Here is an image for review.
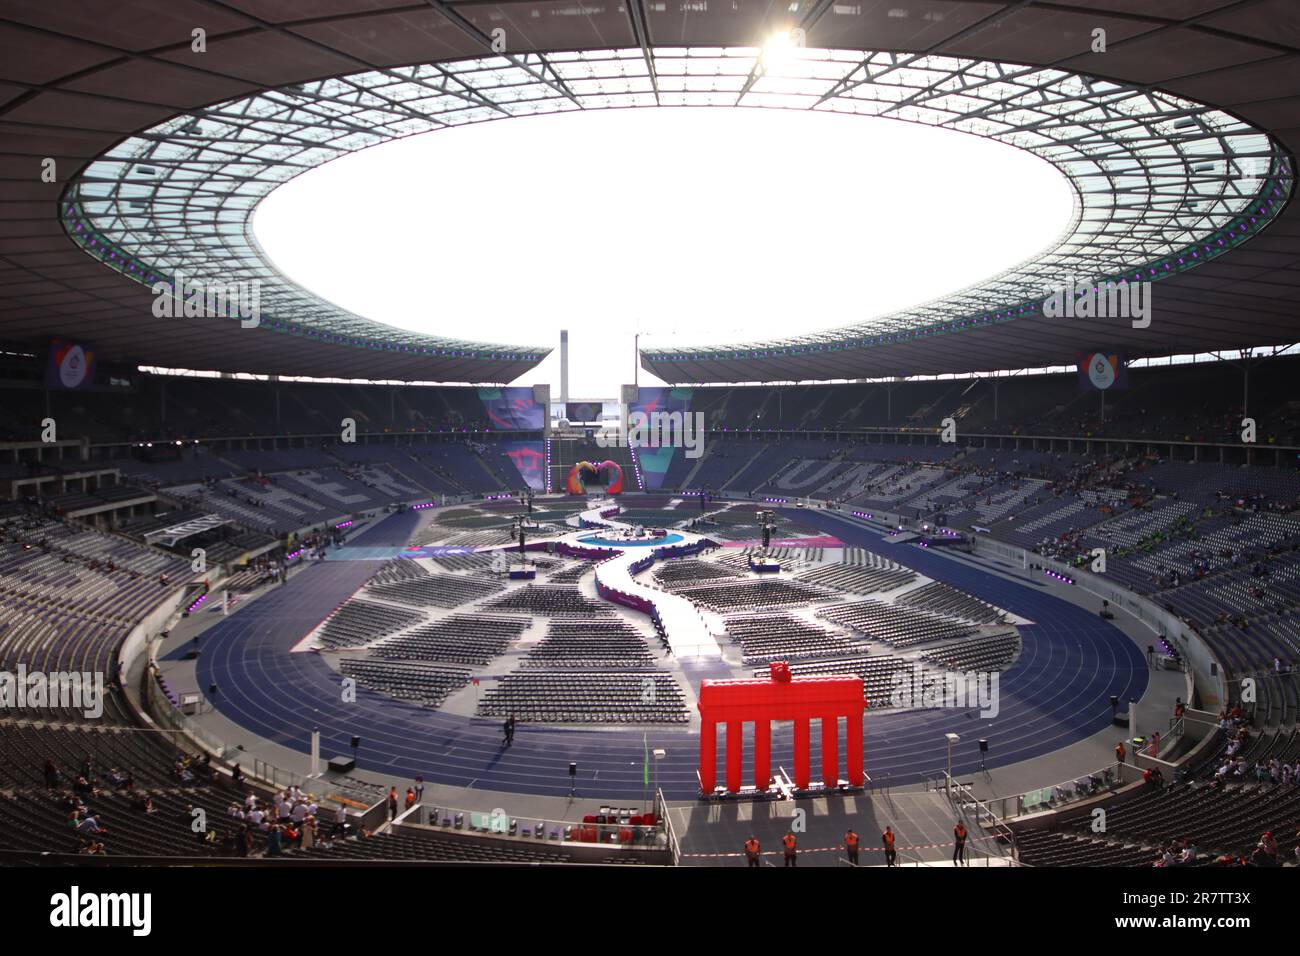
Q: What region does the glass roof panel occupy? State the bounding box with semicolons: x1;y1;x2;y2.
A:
62;45;1290;364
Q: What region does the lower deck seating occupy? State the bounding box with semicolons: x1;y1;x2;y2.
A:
523;619;656;669
816;599;976;648
795;562;916;595
920;631;1021;671
1016;780;1300;866
317;599;423;649
896;581;1003;623
724;612;868;664
364;573;505;608
671;578;831;612
482;585;613;617
373;614;529;665
476;673;689;723
338;658;470;708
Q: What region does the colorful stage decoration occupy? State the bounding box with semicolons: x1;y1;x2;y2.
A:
697;662;865;793
566;459;624;495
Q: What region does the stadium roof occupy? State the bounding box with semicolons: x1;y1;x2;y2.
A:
1;1;1297;384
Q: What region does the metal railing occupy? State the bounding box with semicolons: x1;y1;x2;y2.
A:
144;664;320;795
408;802;668;852
945;772;1019;863
986;762;1132;820
656;789;682;864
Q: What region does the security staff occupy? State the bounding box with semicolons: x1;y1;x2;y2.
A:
882;826;897;867
953;821;968;866
782;831;798;868
844;828;860;866
744;836;761;868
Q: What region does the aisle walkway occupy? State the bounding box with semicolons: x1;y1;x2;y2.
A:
578;503;722;659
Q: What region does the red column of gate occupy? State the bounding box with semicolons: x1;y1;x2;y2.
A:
792;719;811;790
754;719;772;791
821;716;839;788
700;720;717;792
698;664;864;794
725;721;743;793
846;712;864;787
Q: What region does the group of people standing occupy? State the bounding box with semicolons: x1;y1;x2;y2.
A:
742;821;971;867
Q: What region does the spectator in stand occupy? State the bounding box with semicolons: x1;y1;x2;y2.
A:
266;825;283;857
76;813;106;836
1251;831;1278;866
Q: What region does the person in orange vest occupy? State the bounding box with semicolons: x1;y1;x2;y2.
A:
782;831;798;867
1115;740;1127;765
953;821;968;866
882;826;896;867
844;828;860;866
387;786;398;820
743;835;761;868
404;787;416;810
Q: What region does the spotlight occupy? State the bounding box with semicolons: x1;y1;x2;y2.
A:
761;30;803;72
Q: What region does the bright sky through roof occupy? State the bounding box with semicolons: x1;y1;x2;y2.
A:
254;107;1074;396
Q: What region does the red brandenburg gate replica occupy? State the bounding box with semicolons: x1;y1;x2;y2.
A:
697;662;865;794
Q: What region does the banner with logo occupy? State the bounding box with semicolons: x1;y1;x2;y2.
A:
46;339;96;390
1077;352;1127;391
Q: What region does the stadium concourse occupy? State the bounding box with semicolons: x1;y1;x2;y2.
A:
2;0;1300;886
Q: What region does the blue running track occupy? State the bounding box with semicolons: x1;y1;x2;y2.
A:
189;510;1147;798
